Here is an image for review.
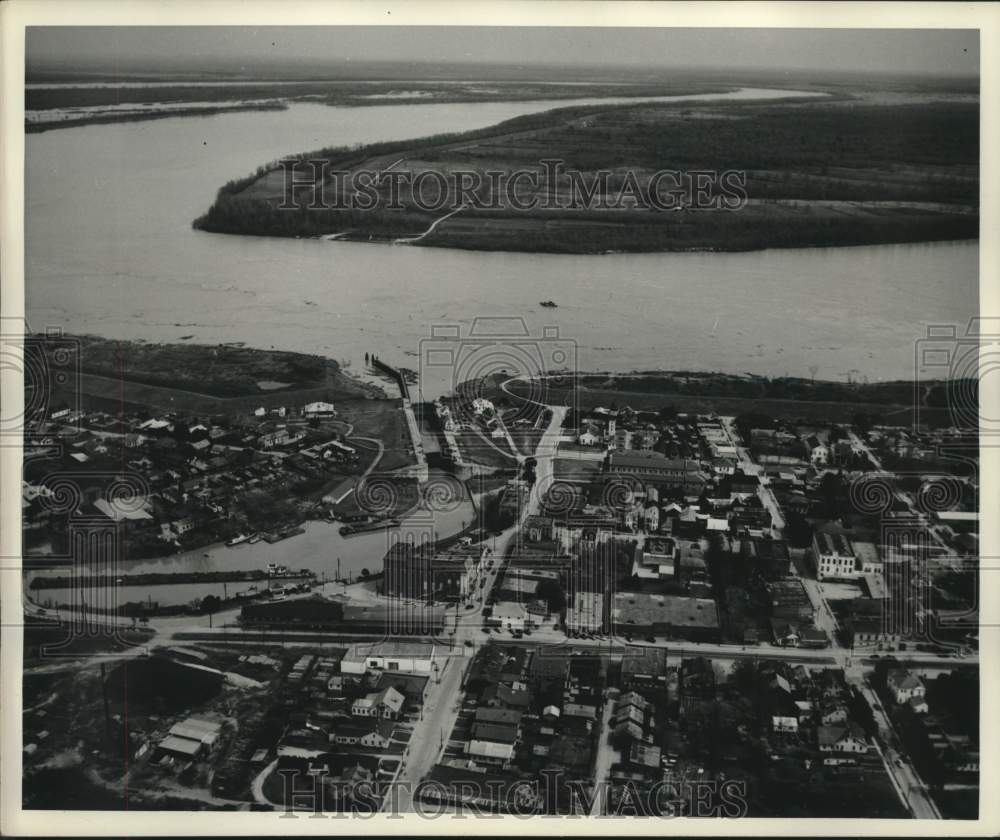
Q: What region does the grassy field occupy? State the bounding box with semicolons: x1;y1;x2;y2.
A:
338;399;416;472
45;335;382;416
453;430;518;468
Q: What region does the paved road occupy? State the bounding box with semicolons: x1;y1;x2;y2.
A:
858;681;942;819
250;758;280;809
386;404;568;812
589;687;621;815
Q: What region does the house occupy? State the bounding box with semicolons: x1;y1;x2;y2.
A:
908;696;929;715
480;683;532;710
359;720;395;749
333;719;395;749
772;715;798;734
303;401;336;418
794;700;814;723
351;686;405;719
817;723;868;754
474;708;522;728
803;435;829;465
468;723;518;765
819;704;849;726
374;671;430;704
771;620;802;647
887;670;925;705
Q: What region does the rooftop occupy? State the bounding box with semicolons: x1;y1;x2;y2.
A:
814;530;855;557
343;641;437;661
474;708;522;727
471;723;519;744
613;593;720;630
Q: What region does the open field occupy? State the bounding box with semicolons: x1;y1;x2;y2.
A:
338;399;416;472
196;90;977;253
45;335;382;415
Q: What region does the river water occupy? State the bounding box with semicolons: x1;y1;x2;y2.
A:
24;86;978;596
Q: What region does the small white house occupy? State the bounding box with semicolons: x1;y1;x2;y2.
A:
887;670;925;705
303;401;336;418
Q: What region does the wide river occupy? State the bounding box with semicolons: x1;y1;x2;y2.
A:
25;86;978;598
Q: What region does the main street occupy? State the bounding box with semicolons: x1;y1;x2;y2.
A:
720;416;845;655
386;404;568;812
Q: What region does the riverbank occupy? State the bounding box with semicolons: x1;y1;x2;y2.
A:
491;370;967;428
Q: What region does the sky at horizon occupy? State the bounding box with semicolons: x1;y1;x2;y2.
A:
26;26;979;79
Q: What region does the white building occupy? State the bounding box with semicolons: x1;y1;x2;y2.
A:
887;670;925;705
339;641;437;676
351;686;405;719
813;531;857;581
303;401;336;418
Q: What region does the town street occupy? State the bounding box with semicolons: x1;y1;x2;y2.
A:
858;681;942;819
386;405;568;812
589;687;622;815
